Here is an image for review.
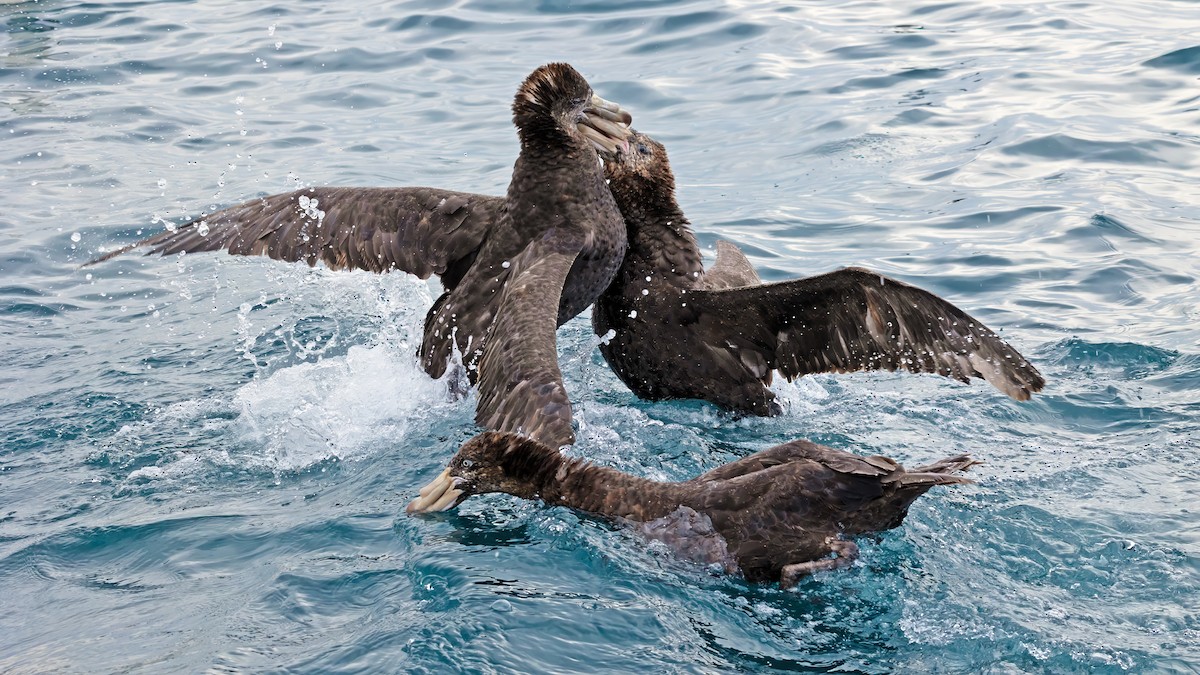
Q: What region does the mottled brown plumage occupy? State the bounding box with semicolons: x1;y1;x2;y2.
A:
87;64;635;448
593;132;1046;416
407;431;978;587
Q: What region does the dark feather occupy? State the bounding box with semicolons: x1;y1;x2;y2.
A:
86;187;499;283
424;431;976;585
698;267;1045;400
473;233;584;448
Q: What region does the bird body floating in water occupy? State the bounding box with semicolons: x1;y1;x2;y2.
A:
592;131;1046;416
407;431;978;588
87;63;634;447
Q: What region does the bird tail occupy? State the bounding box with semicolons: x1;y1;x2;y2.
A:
902;454;981;487
846;454;979;533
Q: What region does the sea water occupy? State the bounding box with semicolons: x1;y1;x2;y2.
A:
1;0;1197;672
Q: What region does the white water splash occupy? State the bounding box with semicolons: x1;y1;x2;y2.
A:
111;344;456;485
104;265;457;482
232;344;449;469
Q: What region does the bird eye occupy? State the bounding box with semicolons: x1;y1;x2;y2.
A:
463;459;474;468
637;143;651;155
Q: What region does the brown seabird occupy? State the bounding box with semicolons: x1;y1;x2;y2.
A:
406;430;978;587
591;131;1046;416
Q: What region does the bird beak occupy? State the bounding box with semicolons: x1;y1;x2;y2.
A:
406;467;465;514
579;94;632;156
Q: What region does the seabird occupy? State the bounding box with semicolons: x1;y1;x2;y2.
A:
591;131;1046;416
407;430;978;588
87;63;634;446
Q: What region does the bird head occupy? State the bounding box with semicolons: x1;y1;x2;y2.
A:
406;431;561;514
512;63;632;154
599;130;676;201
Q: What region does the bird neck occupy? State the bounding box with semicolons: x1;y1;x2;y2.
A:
515;448;676;522
509;129;602;206
516;120;589;162
616;204;704;287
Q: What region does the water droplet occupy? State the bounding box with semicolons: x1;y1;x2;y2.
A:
628;310;638;319
641;289;649;296
157;178;167;189
490;599;513;613
501;261;511;269
197;221;210;236
70;232;81;242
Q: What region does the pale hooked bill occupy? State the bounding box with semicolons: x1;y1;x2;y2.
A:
406;467;464;513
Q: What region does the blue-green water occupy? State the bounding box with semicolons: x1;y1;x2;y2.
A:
2;0;1198;671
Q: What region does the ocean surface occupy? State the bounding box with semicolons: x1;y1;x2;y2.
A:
2;0;1198;672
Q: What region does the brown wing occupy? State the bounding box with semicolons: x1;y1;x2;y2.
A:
693;266;1045;400
472;231;584;448
701;240;761;290
692;438;901;483
86;186;503;280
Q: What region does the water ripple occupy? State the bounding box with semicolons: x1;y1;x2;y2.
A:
1144;45;1200;74
1;0;1198;671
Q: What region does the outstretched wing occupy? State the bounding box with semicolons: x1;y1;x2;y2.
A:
692;267;1045;400
87;187;503;280
472;230;583;448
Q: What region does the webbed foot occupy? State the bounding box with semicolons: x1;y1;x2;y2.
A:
779;538;859;589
